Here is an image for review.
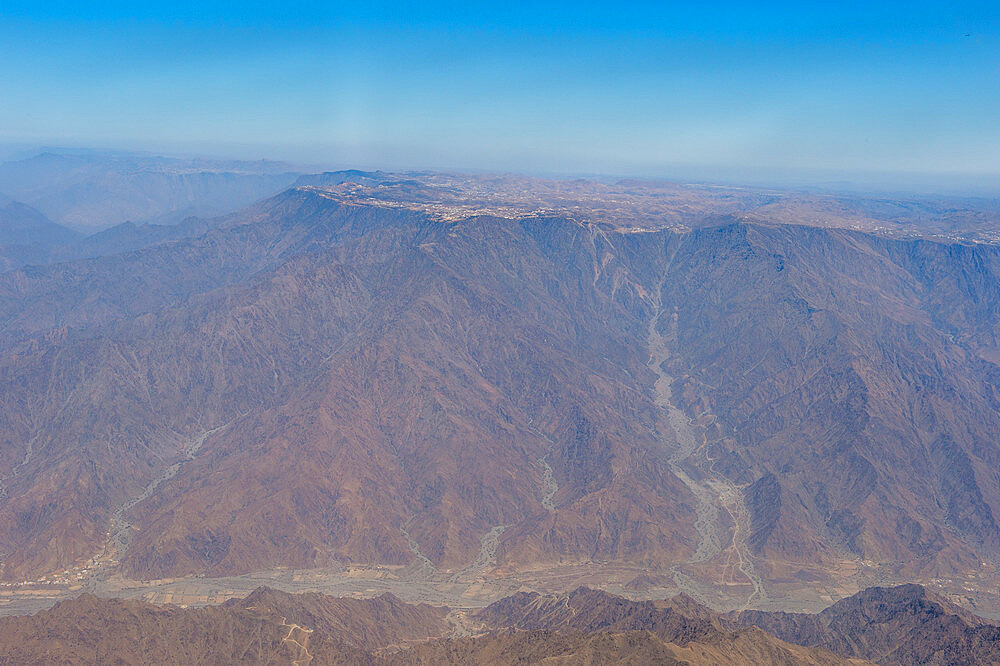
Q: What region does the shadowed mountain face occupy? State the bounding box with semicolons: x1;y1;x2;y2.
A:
0;198;80;248
0;198;82;270
0;174;998;612
464;587;868;665
660;224;1000;576
0;196;207;272
476;586;724;643
733;584;1000;664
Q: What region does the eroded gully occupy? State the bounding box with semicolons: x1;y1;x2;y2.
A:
647;299;766;610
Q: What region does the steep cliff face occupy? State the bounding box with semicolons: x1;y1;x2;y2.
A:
0;192;698;580
120;211;696;577
0;178;998;594
659;223;1000;574
0;195;451;579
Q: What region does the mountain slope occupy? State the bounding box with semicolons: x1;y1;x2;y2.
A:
733;584;1000;664
0;199;80;247
120;210;696;577
0;177;997;613
658;223;1000;579
0;587;444;664
0;198;82;271
0;587;868;665
387;628;864;665
399;587;867;665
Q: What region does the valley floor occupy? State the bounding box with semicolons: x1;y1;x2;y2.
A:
1;558;998;623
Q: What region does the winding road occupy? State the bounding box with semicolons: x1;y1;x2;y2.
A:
280;616;314;665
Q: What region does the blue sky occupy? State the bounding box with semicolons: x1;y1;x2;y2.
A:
2;1;999;184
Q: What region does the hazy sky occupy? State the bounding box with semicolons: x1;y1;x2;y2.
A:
2;1;999;181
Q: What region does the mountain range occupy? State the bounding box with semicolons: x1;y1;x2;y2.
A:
0;169;998;639
2;584;998;664
0;151;299;232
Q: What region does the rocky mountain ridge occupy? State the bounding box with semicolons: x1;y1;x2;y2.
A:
5;584;998;664
0;172;998;619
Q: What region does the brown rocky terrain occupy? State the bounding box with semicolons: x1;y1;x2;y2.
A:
0;587;446;664
733;583;1000;664
469;586;862;664
659;223;1000;582
0;187;699;582
0;171;997;619
3;581;998;664
386;628;863;665
0;586;868;665
476;586;721;640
